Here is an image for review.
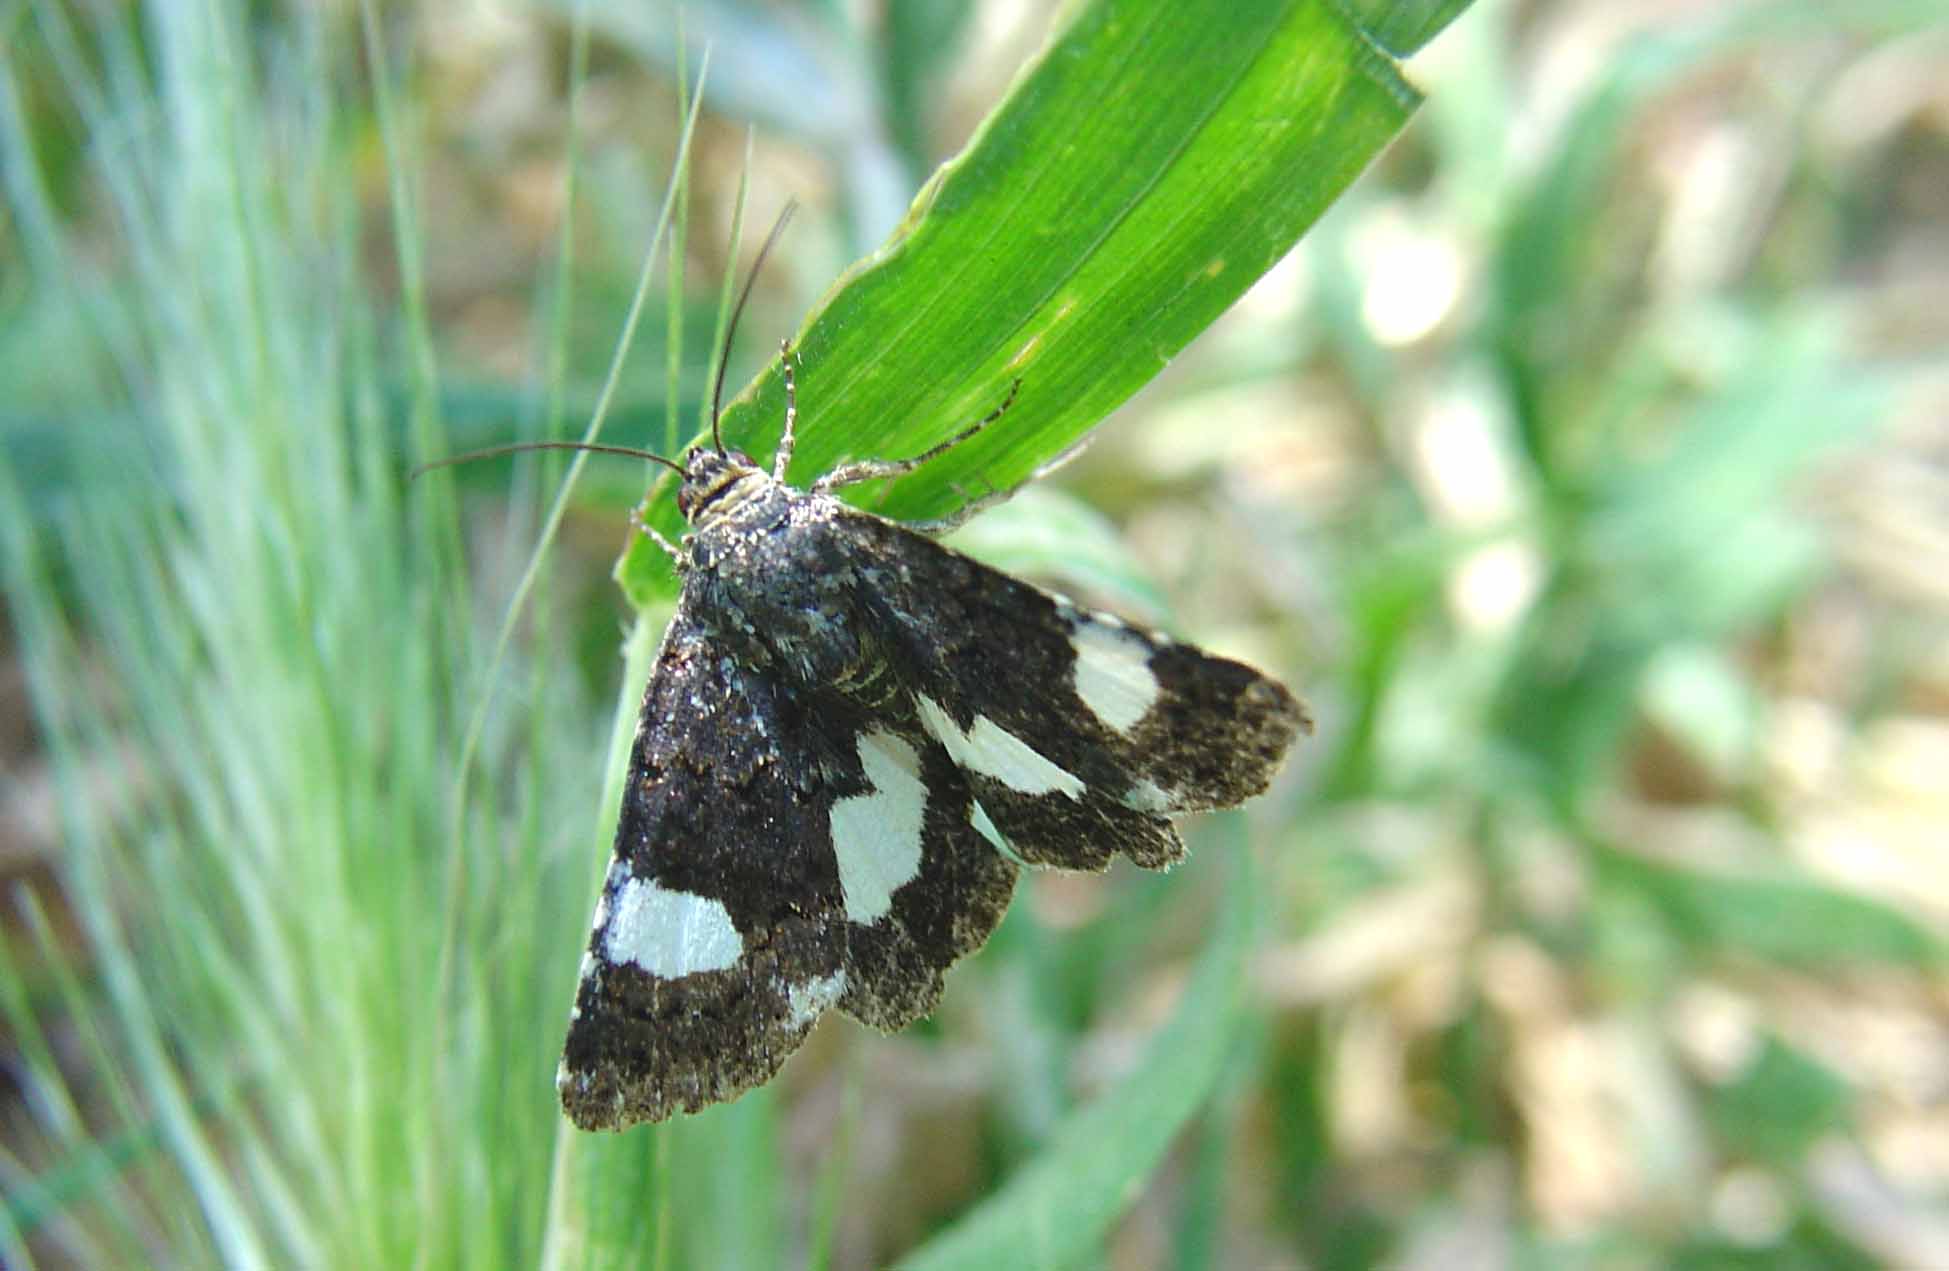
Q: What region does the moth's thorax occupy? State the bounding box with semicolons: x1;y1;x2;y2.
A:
682;471;870;687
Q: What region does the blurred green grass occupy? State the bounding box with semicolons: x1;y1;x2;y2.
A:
5;1;1949;1268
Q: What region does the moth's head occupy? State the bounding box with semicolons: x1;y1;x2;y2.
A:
677;446;765;523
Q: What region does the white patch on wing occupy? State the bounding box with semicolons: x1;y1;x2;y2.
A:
1070;620;1161;732
603;876;743;978
785;969;849;1028
829;730;928;923
968;796;1017;860
1122;777;1177;813
917;694;1085;799
969;801;1004;850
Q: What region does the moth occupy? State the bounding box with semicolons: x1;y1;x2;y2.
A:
553;333;1311;1131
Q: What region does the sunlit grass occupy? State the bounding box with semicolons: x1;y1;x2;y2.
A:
0;4;609;1264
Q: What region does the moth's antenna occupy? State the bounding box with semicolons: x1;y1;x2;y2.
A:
410;441;686;482
711;197;799;455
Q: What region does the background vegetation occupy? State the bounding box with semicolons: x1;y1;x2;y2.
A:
4;0;1947;1267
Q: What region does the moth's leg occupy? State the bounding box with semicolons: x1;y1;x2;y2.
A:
904;433;1094;535
813;379;1021;494
902;482;1014;536
628;500;686;567
772;339;798;482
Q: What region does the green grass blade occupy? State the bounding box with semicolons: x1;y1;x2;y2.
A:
537;611;667;1271
619;0;1425;604
1602;848;1943;969
893;828;1260;1271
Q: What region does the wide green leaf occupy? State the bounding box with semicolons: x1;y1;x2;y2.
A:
619;0;1427;604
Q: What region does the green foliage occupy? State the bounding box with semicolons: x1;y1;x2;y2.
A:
895;830;1258;1270
1607;849;1940;968
1706;1037;1853;1168
5;0;1947;1267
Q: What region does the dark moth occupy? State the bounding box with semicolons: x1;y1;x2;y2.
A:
558;346;1309;1131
